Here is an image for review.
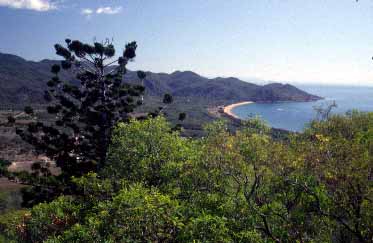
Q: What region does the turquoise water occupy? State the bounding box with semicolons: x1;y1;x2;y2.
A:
232;85;373;131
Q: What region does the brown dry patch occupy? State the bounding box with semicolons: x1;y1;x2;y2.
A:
0;177;26;191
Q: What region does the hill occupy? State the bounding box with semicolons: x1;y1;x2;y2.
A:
0;52;320;108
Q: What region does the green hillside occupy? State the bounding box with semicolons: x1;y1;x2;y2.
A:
0;52;321;108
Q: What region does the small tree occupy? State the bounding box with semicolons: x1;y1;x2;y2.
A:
16;39;146;202
313;100;337;121
0;158;11;177
7;116;15;124
178;112;186;121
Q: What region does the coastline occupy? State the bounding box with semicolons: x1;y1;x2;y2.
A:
223;101;254;119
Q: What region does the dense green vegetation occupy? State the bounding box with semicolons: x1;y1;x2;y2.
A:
1;112;372;242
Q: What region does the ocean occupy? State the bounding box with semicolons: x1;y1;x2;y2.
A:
231;85;373;131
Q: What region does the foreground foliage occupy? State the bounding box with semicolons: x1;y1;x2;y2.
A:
1;113;372;242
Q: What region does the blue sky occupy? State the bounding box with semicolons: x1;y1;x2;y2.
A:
1;0;373;85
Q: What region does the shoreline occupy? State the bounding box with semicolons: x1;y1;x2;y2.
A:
223;101;254;119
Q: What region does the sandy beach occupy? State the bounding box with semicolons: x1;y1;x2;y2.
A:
223;101;254;119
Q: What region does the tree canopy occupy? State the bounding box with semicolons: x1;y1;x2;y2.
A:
1;112;372;242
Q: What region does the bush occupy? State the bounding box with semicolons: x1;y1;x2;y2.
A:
15;196;81;243
0;159;11;177
105;116;194;189
43;184;183;243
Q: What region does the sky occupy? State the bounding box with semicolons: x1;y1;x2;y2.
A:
1;0;373;86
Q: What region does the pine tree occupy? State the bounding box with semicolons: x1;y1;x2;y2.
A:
16;39;146;203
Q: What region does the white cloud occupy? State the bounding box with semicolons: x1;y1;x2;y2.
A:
96;6;122;15
0;0;56;11
81;8;93;16
81;6;122;17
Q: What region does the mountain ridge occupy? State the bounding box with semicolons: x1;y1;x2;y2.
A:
0;52;321;108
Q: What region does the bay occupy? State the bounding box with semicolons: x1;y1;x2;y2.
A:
231;85;373;131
